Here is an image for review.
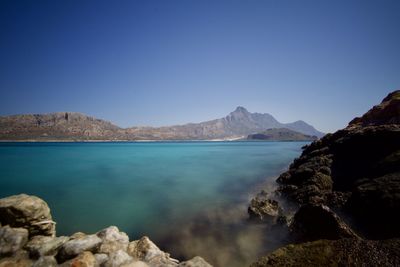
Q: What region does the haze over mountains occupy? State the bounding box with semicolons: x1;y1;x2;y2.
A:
0;107;324;141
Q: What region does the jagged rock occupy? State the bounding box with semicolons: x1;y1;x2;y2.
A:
178;256;213;267
127;237;179;266
290;204;358;242
60;251;96;267
250;238;400;267
0;226;29;256
94;253;109;265
347;171;400;239
32;256;58;267
96;226;129;254
0;194;55;237
25;235;69;258
103;250;133;267
248;197;282;223
58;234;102;262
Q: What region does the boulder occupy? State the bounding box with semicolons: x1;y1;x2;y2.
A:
250;238;400;267
290;204;358;242
58;234;102;262
347;171;400;239
32;256;58;267
121;261;150;267
127;236;179;266
59;251;96;267
103;250;133;267
94;253;109;265
0;250;32;267
0;194;55;237
96;226;129;254
178;256;213;267
0;226;29;256
25;235;69;258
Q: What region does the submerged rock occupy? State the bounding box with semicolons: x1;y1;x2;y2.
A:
290;204;359;242
250;238;400;267
0;194;55;237
248;197;282;224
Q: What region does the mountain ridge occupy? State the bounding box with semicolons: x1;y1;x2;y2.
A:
0;107;324;140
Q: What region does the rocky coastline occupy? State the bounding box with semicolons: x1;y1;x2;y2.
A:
0;194;211;267
248;90;400;266
1;90;399;266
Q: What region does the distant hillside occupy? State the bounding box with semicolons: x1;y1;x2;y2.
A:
0;107;324;141
247;128;318;141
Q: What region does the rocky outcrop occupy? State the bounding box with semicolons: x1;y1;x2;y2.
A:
266;90;400;239
0;194;212;267
250;90;400;266
250;238;400;267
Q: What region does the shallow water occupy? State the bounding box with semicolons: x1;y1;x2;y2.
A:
0;141;306;265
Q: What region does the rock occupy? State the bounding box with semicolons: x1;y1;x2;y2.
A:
347;171;400;239
349;90;400;127
0;226;29;256
0;250;32;267
121;262;149;267
290;204;359;242
94;253;108;265
0;194;55;237
60;251;96;267
58;234;102;262
178;256;213;267
96;226;129;254
25;235;69;258
127;237;178;266
248;197;282;223
250;238;400;267
103;250;133;267
32;256;58;267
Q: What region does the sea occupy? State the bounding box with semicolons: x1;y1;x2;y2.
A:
0;141;307;266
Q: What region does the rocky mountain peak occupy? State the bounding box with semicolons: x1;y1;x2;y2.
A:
233;106;249;113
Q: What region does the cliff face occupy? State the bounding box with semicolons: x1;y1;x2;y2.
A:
0;107;324;141
250;90;400;266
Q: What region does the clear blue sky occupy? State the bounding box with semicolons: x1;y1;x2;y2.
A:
1;0;399;133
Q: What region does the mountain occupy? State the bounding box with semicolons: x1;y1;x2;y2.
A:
0;107;324;140
247;128;318;141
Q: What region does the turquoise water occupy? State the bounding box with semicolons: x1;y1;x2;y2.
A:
0;141;305;262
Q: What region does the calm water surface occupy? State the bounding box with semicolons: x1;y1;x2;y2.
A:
0;141;306;264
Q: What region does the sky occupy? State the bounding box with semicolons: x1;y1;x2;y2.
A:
0;0;399;133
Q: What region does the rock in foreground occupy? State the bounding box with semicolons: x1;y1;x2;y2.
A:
0;194;212;267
